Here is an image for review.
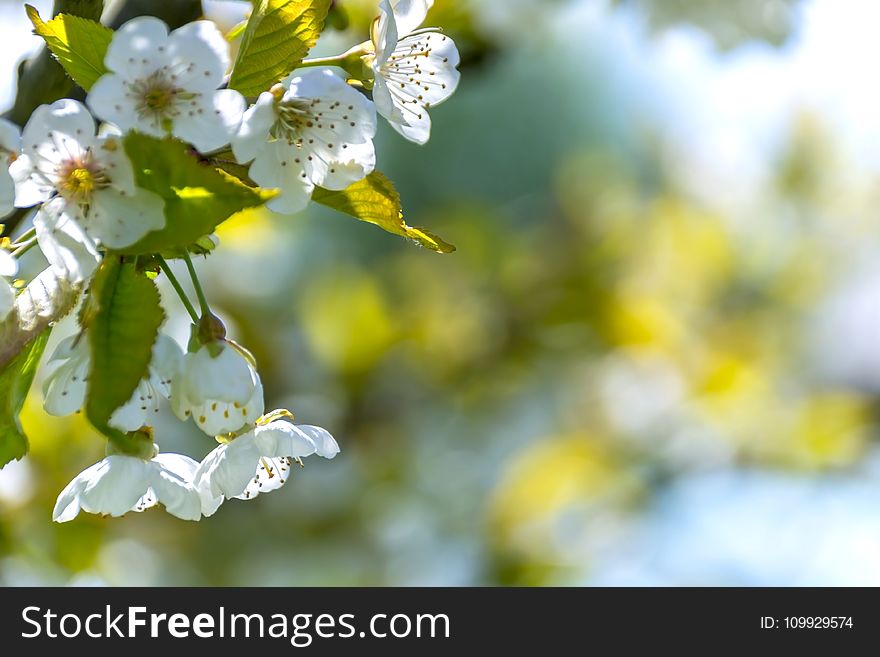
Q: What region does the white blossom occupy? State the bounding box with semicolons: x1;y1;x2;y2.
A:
53;451;202;522
0;118;21;216
0;250;17;322
171;339;264;436
88;17;245;152
369;0;460;144
9;99;164;283
231;69;376;214
42;334;183;432
195;416;339;514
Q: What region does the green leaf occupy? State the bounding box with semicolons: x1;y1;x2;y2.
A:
118;133;276;255
85;258;164;436
0;331;50;468
229;0;332;96
313;172;456;254
26;5;113;92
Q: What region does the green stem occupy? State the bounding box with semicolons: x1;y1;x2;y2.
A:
182;252;211;318
299;54;349;68
11;226;36;246
10;237;38;259
156;255;199;323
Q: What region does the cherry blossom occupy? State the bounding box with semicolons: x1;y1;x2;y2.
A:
231;70;376;214
87;17;245;152
369;0;460;144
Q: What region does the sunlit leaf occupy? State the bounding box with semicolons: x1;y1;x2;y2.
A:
26;5;113;91
0;331;50;468
229;0;332;96
313;171;456;253
119;133;276;255
85;258;164;435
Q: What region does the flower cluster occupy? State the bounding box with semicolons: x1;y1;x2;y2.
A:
43;329;339;521
0;1;460;521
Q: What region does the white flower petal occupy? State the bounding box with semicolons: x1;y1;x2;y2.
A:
151;335;184;386
87;186;164;248
0;118;21;153
172;89;245;153
196;437;262;499
54;453;203;522
9;153;55;207
183;343;256;403
105;16;169;79
234;455;292;500
41;335;89;416
288;71;377;137
252;421;318;458
296;424;341;459
149;453;202;520
391;110;432;144
189;387;262;436
109;378;159;432
374;31;459;144
0;249;17;277
45;334;79;363
86;74;140;134
52;467;91;522
371;74;403;123
76;456;152;518
34;202;101;284
173;341;264;436
374;0;400;65
21;99;96;150
166;20;230;90
250;141;314;215
319;140;375;190
391;0;432;38
95;135;138;195
0;168;15;217
231;92;277;163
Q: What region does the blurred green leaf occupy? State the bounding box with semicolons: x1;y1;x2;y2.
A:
229;0;332;96
313;172;456;254
26;5;113;91
85;258;164;435
118;133;276;255
616;0;795;49
0;330;50;468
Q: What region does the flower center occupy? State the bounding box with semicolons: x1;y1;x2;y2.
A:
273;100;318;145
144;86;174;112
128;70;191;125
57;155;108;202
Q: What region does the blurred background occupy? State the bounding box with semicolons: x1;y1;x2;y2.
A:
3;0;880;586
